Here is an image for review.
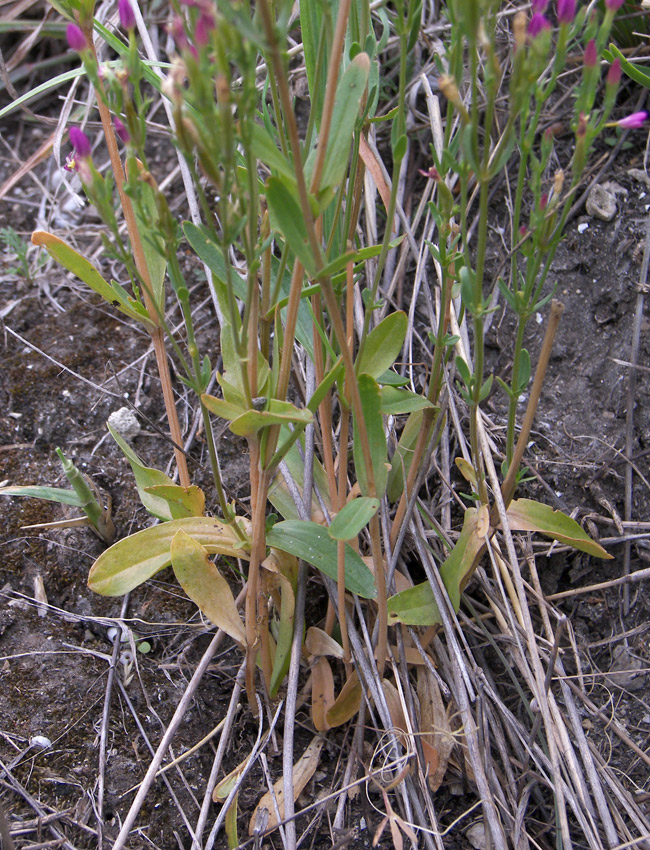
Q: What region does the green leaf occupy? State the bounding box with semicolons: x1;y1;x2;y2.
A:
182;222;247;300
265;177;317;277
386;409;423;503
201;394;246;422
353;373;388;498
229;400;312;437
606;44;650;90
506;499;613;559
356;311;408;378
171;529;246;645
380;386;434;415
0;68;84;120
387;506;489;625
0;485;83;507
317;53;370;192
32;232;153;327
88;516;250;596
266;520;376;598
328;497;380;541
127;157;166;313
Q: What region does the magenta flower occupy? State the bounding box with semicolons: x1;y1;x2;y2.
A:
615;111;649;129
528;13;551;37
114;117;130;144
556;0;576;23
69;127;92;158
66;23;87;52
532;0;549;11
118;0;136;31
605;0;625;9
584;39;597;68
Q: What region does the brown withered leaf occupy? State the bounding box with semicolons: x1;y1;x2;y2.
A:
248;737;324;835
417;666;455;791
311;657;335;732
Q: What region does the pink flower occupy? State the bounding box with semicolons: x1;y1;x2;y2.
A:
118;0;136;31
607;58;622;86
114;117;130;144
69;127;92;158
556;0;576;23
66;23;87;52
616;111;649;129
532;0;549;11
528;13;551;37
605;0;625;9
584;39;597;68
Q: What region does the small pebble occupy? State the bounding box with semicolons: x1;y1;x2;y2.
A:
30;735;52;749
577;222;589;234
107;407;141;440
586;184;617;221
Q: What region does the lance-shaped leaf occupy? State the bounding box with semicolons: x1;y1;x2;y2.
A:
263;549;298;697
171;529;245;645
249;737;324;835
182;222;247;300
505;498;613;559
387;506;489;626
386;409;424;503
266;176;317;277
144;485;205;518
266;520;376;599
88;516;250;596
229;400;312;438
356;311;408;378
32;232;153;327
0;485;84;507
380;386;434;415
353;374;387;498
315;53;370;193
328;497;380;541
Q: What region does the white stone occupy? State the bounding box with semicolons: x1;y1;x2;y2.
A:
107;407;141;440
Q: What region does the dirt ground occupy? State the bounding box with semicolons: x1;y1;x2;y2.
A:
1;58;650;850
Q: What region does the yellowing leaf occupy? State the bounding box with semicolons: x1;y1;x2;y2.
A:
88;516;250;596
506;498;613;559
387;506;489;626
171;529;246;645
248;737;324;835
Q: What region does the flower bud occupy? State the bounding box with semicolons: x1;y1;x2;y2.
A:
114;117;130;144
195;11;215;46
119;0;136;31
556;0;576;24
528;13;551;37
532;0;549;11
606;58;622;87
513;11;527;51
584;39;597;68
66;23;87;52
605;0;625;9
